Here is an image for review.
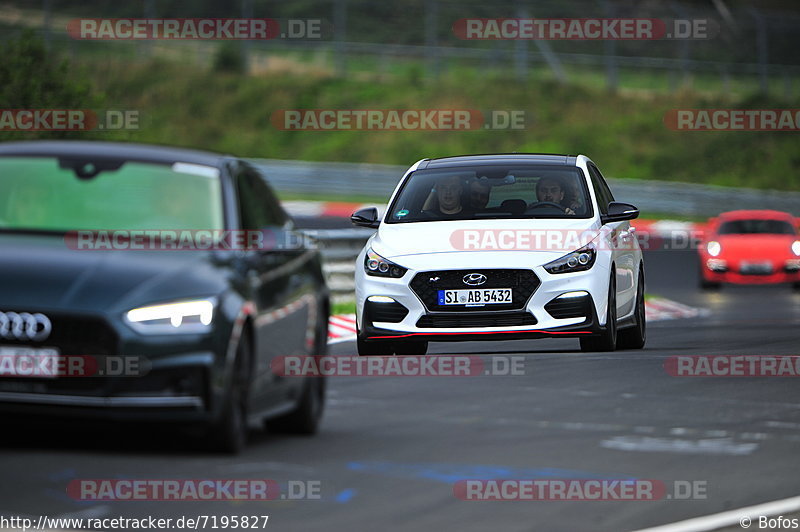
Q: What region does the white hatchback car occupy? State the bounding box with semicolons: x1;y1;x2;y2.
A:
351;154;645;355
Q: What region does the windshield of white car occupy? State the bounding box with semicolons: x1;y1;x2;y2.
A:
385;165;593;223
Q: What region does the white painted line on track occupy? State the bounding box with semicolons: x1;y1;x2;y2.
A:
631;494;800;531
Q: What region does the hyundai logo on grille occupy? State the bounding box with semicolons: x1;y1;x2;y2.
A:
0;312;52;342
462;273;487;286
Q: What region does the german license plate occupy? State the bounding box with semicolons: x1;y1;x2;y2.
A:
438;288;512;306
740;262;773;275
0;346;61;378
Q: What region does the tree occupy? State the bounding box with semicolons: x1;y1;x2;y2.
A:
0;30;100;139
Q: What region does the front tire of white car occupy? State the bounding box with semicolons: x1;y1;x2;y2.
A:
617;268;646;350
580;273;617;352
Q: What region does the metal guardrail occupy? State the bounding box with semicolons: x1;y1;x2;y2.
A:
309;228;373;301
255;158;800;217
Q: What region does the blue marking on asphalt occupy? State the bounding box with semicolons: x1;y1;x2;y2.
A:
347;462;636;484
335;489;356;503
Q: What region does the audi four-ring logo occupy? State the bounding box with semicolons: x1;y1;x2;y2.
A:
462;273;487;286
0;312;52;342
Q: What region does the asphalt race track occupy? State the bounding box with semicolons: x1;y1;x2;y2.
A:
2;240;800;532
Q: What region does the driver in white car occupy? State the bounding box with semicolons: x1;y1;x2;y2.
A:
533;177;576;215
421;174;467;217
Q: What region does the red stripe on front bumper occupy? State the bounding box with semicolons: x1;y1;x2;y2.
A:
369;329;593;339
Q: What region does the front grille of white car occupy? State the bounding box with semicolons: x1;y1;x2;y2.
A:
416;311;538;328
409;269;540;312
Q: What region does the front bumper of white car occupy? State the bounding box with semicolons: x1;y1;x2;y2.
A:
355;251;612;343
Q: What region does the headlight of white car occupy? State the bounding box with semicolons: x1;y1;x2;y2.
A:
125;298;215;334
364;248;408;278
544;243;597;274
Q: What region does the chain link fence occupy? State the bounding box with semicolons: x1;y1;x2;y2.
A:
7;0;800;96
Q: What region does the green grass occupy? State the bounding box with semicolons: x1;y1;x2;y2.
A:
331;300;357;316
635;211;707;223
276;191;387;204
34;52;800;193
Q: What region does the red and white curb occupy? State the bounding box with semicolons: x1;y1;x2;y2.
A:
328;314;358;344
327;298;707;344
645;297;709;321
255;294;315;327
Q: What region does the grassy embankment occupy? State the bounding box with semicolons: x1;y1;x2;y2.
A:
62;55;800;194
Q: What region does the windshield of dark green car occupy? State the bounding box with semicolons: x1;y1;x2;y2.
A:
0;157;224;231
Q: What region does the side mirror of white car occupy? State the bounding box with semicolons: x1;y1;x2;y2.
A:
602;202;639;224
351;207;380;228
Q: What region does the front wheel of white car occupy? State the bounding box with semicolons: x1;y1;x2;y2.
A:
617;269;646;350
580;274;617;352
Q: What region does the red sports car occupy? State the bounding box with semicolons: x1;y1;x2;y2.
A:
698;210;800;289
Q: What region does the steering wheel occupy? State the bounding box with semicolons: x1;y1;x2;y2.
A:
526;201;568;213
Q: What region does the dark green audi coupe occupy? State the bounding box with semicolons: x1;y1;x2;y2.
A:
0;141;329;453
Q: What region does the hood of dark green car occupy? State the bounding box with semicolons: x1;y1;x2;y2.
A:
0;233;230;315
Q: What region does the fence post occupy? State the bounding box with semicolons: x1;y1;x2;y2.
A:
528;17;565;83
720;66;731;96
425;0;440;79
334;0;347;76
750;8;768;94
671;2;692;89
514;2;529;81
142;0;155;59
600;0;618;91
41;0;51;52
240;0;252;74
784;72;791;100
